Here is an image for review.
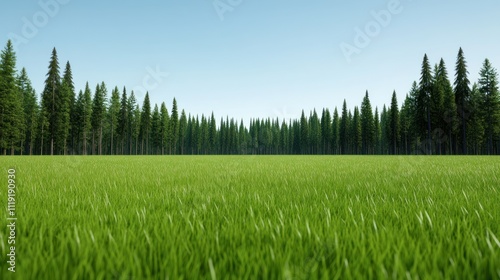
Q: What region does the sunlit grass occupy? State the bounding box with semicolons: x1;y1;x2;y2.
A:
1;156;499;279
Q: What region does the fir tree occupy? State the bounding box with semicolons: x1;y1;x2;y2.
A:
0;41;23;154
361;91;375;154
478;59;500;154
139;92;151;154
454;48;471;154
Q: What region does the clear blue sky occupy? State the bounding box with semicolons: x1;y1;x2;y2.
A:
2;0;499;122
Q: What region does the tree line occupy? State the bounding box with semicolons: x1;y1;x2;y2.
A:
0;40;499;156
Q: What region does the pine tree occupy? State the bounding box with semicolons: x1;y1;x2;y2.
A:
169;98;179;154
300;110;309;154
118;87;128;154
320;108;332;154
178;110;187;154
380;105;388;154
400;96;411;154
309;110;321;154
332;107;339;154
127;91;138;155
339;100;349;154
454;48;471;154
151;104;161;154
478;59;500;154
467;83;484;154
437;59;458;155
73;90;84;154
132;104;141;155
91;82;106;155
81;82;93;155
0;41;23;155
108;87;120;155
389;91;400;154
418;54;433;154
139;92;151;154
407;81;419;153
374;107;381;154
431;63;445;154
351;107;361;154
17;68;38;155
361;91;375;154
62;62;76;154
209;112;217;154
41;48;62;155
159;102;169;155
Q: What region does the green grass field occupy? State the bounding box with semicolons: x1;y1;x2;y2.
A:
1;156;499;279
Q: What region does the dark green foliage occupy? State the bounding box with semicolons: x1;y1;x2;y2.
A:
91;82;106;155
0;40;23;154
18;68;38;155
417;54;433;154
467;84;484;154
478;59;500;154
108;87;120;155
454;48;471;154
361;91;375;154
388;91;400;155
2;42;500;156
351;106;361;154
169;98;179;154
139;92;151;154
339;100;349;154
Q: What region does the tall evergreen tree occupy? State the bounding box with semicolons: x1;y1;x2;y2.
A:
437;59;458;155
151;104;161;154
108;87;120;155
454;48;471;154
478;59;500;154
0;41;23;154
388;91;400;154
400;96;411;155
309;110;321;154
127;91;138;155
431;63;444;154
209;112;217;154
169;98;179;154
380;105;388;154
320;108;332;154
418;54;433;154
178;110;187;154
339;100;349;154
81;82;93;155
139;92;151;154
467;83;484;154
159;102;170;155
360;91;375;154
132;104;141;155
41;48;62;155
62;62;76;154
300;110;309;154
73;90;84;154
91;82;106;155
332;107;339;154
351;106;361;154
118;87;128;154
17;68;38;155
374;107;381;154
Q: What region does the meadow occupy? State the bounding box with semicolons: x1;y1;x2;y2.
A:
1;156;499;279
